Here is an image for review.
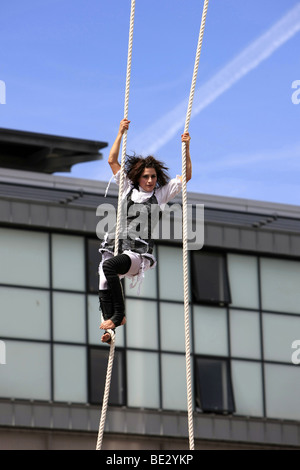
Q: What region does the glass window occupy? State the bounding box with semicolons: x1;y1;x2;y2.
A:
52;292;86;343
265;364;300;421
53;345;87;403
260;258;300;314
194;305;228;356
158;245;184;301
0;340;51;400
160;303;186;353
51;234;85;291
87;238;101;293
227;254;259;309
231;360;263;417
87;294;125;346
0;286;50;340
127;351;159;408
191;251;231;305
88;347;125;406
125;299;158;350
263;313;300;362
230;310;261;359
194;357;235;413
161;354;187;411
0;228;49;287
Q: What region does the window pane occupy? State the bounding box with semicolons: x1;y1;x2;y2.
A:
227;254;259;309
260;258;300;314
160;303;186;353
158;246;184;301
263;313;300;362
265;364;300;420
0;340;50;400
88;347;125;405
161;354;187;411
125;247;157;299
0;228;49;287
125;299;158;350
230;310;261;359
231;360;263;417
0;286;50;340
191;252;231;305
87;294;125;346
87;238;101;293
195;357;235;413
194;306;228;356
52;234;85;291
53;292;86;343
127;351;159;408
53;345;87;403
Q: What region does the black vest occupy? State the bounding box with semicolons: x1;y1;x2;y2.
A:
101;187;162;255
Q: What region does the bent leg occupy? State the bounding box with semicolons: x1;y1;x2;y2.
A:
100;254;131;330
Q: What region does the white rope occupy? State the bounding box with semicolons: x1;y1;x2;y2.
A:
115;0;135;256
182;0;209;451
96;0;136;451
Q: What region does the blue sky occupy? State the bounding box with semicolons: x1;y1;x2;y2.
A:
1;0;300;206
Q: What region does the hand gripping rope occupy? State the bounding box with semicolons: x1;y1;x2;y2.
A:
96;0;136;451
181;0;209;451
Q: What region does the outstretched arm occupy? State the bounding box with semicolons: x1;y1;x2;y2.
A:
108;118;131;175
180;132;192;182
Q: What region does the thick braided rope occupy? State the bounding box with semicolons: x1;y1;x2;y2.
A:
96;0;135;451
115;0;135;255
95;330;115;451
182;0;209;451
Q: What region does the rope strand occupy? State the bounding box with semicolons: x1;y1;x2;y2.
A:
96;0;136;451
182;0;209;451
96;0;209;451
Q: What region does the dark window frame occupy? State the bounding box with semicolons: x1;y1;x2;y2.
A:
194;355;235;414
86;237;101;294
191;250;232;306
88;346;127;406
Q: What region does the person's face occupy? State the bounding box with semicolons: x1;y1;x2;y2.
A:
138;167;157;192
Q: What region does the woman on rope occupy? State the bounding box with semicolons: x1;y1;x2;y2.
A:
99;118;192;343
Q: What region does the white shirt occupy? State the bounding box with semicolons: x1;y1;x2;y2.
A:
114;170;182;208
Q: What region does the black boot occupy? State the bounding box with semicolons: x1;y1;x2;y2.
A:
99;289;114;321
104;276;126;328
102;255;130;328
99;289;115;343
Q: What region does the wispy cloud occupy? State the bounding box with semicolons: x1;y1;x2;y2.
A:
199;141;300;173
186;141;300;201
130;3;300;155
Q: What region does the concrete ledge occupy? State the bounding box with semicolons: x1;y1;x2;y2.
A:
0;400;299;448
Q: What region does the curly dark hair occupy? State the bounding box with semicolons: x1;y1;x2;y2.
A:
125;154;170;189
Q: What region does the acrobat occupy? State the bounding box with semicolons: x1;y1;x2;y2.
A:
98;118;192;343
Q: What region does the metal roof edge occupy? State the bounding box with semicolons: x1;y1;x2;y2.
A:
0;167;299;219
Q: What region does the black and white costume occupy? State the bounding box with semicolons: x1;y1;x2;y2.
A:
98;170;182;337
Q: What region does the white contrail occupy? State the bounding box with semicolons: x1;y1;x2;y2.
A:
130;3;300;155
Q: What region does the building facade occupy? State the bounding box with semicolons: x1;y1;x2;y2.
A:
0;131;300;450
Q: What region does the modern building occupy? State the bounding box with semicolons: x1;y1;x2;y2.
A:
0;128;300;450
